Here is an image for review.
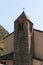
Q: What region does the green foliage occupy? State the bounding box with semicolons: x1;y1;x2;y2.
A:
0;31;4;40
0;25;9;56
0;50;3;56
0;31;4;56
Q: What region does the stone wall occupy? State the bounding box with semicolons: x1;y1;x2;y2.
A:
14;11;33;65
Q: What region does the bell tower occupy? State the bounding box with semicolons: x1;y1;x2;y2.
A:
14;11;33;65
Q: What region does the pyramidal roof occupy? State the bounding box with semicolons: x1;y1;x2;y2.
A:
20;11;31;20
15;11;33;24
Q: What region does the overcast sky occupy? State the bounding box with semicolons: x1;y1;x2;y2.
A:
0;0;43;33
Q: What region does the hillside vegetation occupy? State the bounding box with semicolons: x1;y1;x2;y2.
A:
0;25;9;56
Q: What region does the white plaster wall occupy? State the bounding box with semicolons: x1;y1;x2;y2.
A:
3;32;14;55
34;30;43;59
32;59;41;65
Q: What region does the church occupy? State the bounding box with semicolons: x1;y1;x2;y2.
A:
0;11;43;65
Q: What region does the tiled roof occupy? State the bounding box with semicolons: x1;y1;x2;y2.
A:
3;32;14;39
33;56;43;61
34;29;43;33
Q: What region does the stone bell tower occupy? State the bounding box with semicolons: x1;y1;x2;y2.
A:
14;11;33;65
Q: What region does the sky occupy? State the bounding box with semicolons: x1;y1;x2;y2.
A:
0;0;43;33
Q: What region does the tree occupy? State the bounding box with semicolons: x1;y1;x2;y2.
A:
0;31;4;56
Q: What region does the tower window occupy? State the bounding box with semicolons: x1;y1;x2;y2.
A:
30;23;32;32
18;23;24;31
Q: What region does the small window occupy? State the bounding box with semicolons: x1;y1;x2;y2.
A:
30;23;32;32
18;23;24;31
18;24;21;31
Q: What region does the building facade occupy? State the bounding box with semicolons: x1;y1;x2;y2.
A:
0;11;43;65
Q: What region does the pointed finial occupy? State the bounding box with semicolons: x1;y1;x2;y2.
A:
23;8;25;11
